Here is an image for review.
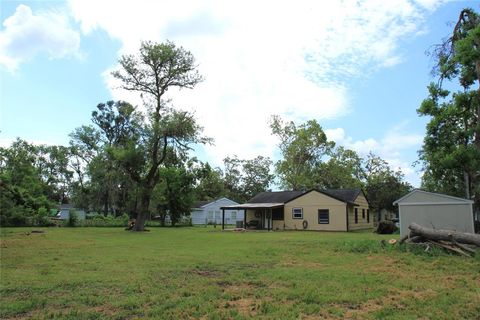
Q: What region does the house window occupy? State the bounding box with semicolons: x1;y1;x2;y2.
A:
367;209;370;223
231;211;237;220
208;211;214;220
272;207;284;220
318;209;329;224
354;208;358;224
362;209;365;219
292;208;303;219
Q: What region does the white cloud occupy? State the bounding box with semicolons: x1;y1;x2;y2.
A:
68;0;443;172
325;122;424;186
0;4;81;71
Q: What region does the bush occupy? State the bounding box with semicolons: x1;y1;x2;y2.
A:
9;210;28;226
66;209;78;227
79;214;130;227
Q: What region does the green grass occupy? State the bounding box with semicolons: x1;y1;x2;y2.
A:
1;227;479;319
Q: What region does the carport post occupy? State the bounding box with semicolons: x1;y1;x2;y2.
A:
244;209;246;229
222;209;225;230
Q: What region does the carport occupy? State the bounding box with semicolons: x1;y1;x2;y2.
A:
220;203;283;231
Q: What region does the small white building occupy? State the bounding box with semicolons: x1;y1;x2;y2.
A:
58;204;86;220
393;189;474;236
191;198;242;225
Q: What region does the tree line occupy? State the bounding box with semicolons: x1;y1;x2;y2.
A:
1;8;479;229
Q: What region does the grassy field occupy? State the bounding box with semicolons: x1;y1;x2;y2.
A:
1;227;479;319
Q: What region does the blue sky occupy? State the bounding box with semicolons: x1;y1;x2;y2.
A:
1;0;477;187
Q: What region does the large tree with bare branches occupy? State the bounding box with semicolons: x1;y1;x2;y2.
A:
112;41;207;231
418;8;480;207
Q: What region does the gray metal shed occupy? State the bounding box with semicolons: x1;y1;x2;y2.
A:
393;189;474;236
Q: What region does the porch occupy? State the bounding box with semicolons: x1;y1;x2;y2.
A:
220;203;284;231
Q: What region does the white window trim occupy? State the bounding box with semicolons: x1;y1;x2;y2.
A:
292;207;303;219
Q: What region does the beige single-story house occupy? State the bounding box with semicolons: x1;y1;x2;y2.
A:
393;189;475;237
221;188;372;231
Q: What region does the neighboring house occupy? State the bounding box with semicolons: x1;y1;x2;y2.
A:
393;189;475;237
191;198;242;225
221;188;372;231
57;204;86;220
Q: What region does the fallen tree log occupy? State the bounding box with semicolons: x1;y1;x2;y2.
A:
408;223;480;247
427;240;471;257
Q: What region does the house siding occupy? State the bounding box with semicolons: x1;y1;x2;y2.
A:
191;198;242;225
396;190;474;236
399;203;474;236
347;193;373;231
284;191;348;231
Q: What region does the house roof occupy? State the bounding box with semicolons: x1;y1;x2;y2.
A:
322;189;362;204
393;189;474;205
193;200;211;209
247;190;306;204
193;197;239;209
221;203;285;210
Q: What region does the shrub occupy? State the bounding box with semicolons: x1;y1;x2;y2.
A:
66;209;78;227
9;210;28;226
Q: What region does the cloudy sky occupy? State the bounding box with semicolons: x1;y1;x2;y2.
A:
1;0;476;187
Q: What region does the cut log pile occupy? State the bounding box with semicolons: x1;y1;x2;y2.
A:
398;223;480;257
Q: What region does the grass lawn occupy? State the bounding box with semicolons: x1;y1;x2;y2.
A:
1;227;479;319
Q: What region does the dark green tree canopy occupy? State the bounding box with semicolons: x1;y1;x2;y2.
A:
418;8;480;204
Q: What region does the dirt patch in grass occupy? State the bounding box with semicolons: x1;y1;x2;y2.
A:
279;259;324;269
343;299;383;318
226;297;257;317
192;269;222;277
92;304;117;316
223;282;256;295
333;288;439;318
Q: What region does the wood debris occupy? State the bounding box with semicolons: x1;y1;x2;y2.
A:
397;223;479;257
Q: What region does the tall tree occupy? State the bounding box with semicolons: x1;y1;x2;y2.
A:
151;166;195;226
363;153;412;213
0;139;58;225
69;101;142;216
316;147;365;189
222;155;274;202
191;161;225;201
418;8;480;206
112;41;207;231
270;115;334;190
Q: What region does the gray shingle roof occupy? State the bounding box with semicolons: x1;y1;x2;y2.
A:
246;188;363;205
193;200;213;208
247;191;306;204
322;189;362;203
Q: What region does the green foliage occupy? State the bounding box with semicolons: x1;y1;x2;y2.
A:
270;115;334;190
80;213;129;227
222;155;274;203
69;101;142;216
418;8;480;205
110;41;207;231
316;146;365;189
66;209;78;227
191;161;226;201
0;139;58;226
151;166;195;226
364;153;412;212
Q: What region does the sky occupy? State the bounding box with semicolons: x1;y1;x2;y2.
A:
0;0;478;188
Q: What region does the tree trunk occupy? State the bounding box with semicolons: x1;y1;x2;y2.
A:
409;223;480;246
133;188;151;231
